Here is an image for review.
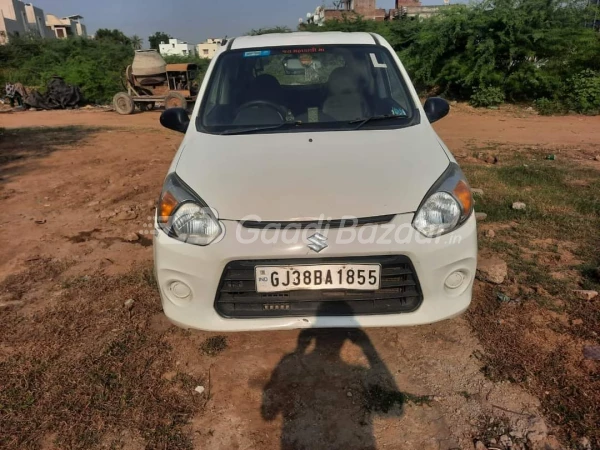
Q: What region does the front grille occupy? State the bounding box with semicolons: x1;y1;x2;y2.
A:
240;215;395;229
214;255;422;318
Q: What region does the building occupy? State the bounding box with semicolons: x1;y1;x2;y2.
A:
45;14;87;39
196;38;223;59
159;38;196;57
0;0;85;44
321;0;387;21
305;0;445;24
390;0;443;19
0;0;53;43
23;2;51;38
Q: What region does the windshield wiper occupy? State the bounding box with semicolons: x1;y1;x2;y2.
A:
220;121;302;136
349;114;408;130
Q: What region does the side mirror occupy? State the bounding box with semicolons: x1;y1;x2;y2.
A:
160;108;189;133
423;97;450;123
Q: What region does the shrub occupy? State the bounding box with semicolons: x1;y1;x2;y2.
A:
469;86;505;108
566;69;600;115
0;36;133;104
534;98;566;116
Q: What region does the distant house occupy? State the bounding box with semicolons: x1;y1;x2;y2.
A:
305;0;446;24
196;38;223;60
0;0;54;43
159;38;197;57
46;14;87;39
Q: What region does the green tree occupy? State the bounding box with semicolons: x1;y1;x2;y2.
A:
0;36;133;104
302;0;600;111
246;26;292;36
94;28;132;46
131;34;143;50
148;31;171;50
400;0;600;102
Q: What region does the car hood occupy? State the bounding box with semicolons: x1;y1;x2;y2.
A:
175;126;449;221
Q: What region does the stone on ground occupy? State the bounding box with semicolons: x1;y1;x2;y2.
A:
573;290;598;301
477;253;508;284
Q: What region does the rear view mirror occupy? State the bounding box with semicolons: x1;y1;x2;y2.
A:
283;57;305;75
423;97;450;123
160;108;190;133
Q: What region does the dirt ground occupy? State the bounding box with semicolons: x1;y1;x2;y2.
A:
1;105;599;450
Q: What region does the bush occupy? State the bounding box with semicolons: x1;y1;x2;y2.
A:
534;98;566;116
301;0;600;113
566;69;600;115
0;36;133;104
469;86;505;108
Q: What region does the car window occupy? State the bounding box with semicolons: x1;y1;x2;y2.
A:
198;45;418;135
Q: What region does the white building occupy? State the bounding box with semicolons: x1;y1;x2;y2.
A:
45;13;87;39
159;38;196;57
0;0;54;43
196;38;223;59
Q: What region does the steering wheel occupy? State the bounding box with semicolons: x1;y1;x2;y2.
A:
236;100;288;121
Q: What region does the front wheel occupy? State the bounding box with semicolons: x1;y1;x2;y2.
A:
164;92;187;111
113;92;135;115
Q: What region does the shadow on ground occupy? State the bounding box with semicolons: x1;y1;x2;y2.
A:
0;126;99;184
262;303;411;450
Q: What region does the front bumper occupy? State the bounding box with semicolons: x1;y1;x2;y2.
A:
153;213;477;332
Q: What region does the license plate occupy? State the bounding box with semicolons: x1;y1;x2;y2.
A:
255;264;381;293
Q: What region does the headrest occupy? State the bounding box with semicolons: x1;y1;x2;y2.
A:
327;68;357;95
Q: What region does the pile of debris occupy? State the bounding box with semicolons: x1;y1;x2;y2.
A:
24;77;83;110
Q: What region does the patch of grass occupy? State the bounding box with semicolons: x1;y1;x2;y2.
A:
145;426;193;450
579;261;600;290
0;263;200;450
200;336;228;356
465;147;600;445
497;164;565;188
464;159;599;243
61;275;91;289
1;257;72;300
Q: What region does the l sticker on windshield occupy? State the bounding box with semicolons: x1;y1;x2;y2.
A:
244;50;271;57
370;53;387;68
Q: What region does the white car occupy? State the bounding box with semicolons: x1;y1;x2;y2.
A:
154;32;477;332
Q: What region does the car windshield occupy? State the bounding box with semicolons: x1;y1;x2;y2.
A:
197;45;418;134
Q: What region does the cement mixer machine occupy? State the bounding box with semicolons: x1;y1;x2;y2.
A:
113;50;199;114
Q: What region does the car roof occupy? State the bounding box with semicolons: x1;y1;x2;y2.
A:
230;32;378;50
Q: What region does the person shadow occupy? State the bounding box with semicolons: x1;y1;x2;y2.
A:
261;302;406;450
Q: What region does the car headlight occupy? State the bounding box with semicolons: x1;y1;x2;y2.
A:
157;173;222;245
412;163;473;238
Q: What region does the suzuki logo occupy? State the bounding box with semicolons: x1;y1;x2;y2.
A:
307;233;328;253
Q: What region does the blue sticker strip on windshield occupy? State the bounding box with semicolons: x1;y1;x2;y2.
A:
244;50;271;57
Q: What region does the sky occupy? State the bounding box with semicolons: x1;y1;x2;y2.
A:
31;0;450;46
